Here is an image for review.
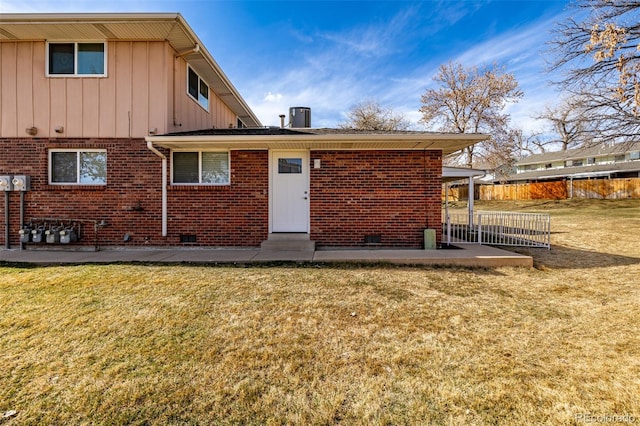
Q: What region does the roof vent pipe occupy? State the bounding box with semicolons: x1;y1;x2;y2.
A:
279;114;286;128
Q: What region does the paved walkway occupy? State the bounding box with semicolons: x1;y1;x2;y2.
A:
0;244;533;268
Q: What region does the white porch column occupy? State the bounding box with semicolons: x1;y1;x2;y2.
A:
468;176;475;229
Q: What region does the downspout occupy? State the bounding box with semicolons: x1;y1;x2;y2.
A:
146;141;168;237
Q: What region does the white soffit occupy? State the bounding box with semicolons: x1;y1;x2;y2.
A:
146;133;489;155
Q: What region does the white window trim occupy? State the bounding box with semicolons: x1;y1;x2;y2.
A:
186;65;209;111
46;41;108;77
49;149;107;185
171;150;230;186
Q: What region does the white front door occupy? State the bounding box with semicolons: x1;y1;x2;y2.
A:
271;150;309;232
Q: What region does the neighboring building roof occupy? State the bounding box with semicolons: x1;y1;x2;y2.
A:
516;141;640;166
148;127;490;155
0;12;261;128
504;160;640;182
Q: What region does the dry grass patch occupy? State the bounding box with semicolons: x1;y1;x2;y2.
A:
1;199;639;424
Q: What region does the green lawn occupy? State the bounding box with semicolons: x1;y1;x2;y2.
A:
1;199;639;425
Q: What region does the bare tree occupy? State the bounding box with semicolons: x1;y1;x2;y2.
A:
339;100;411;131
419;61;523;167
550;0;640;141
535;95;600;151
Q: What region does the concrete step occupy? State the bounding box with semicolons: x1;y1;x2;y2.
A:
266;233;310;241
261;234;315;251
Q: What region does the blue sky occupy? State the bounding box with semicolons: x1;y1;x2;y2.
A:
1;0;572;132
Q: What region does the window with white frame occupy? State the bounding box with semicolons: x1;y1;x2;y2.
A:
50;150;107;184
187;66;209;110
47;42;106;76
172;151;229;185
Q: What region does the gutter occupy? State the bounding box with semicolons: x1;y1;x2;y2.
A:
146;141;168;237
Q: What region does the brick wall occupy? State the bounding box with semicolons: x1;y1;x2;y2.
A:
1;140;442;249
166;150;268;246
309;150;442;247
0;138;268;248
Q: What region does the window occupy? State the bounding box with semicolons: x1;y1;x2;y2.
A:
187;66;209;110
47;42;106;76
50;150;107;184
587;157;596;165
172;151;229;185
278;158;302;174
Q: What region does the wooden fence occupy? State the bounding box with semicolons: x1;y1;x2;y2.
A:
444;177;640;201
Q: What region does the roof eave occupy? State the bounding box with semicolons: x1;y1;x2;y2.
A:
146;133;490;156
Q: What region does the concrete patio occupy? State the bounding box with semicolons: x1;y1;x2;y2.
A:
0;244;533;268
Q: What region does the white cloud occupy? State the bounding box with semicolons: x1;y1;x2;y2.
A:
263;92;283;103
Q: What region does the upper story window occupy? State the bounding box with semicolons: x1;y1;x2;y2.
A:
187;65;209;110
49;149;107;185
47;42;107;77
172;151;229;185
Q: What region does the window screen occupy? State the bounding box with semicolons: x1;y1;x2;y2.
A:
188;67;199;100
49;43;74;75
173;152;199;183
51;152;78;183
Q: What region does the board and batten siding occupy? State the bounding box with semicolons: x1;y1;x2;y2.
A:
0;41;237;138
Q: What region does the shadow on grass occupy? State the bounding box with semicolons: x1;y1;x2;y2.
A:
511;245;640;269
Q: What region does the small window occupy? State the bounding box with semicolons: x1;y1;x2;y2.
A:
615;154;625;162
587;157;596;164
172;151;229;185
187;66;209;110
47;42;106;76
573;160;583;167
50;150;107;184
630;151;640;160
278;158;302;174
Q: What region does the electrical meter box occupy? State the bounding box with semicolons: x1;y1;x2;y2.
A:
12;175;30;191
0;176;13;191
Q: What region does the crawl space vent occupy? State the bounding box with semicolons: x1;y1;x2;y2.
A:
180;234;197;243
364;234;382;244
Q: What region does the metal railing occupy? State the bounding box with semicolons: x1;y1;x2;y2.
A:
442;210;550;249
